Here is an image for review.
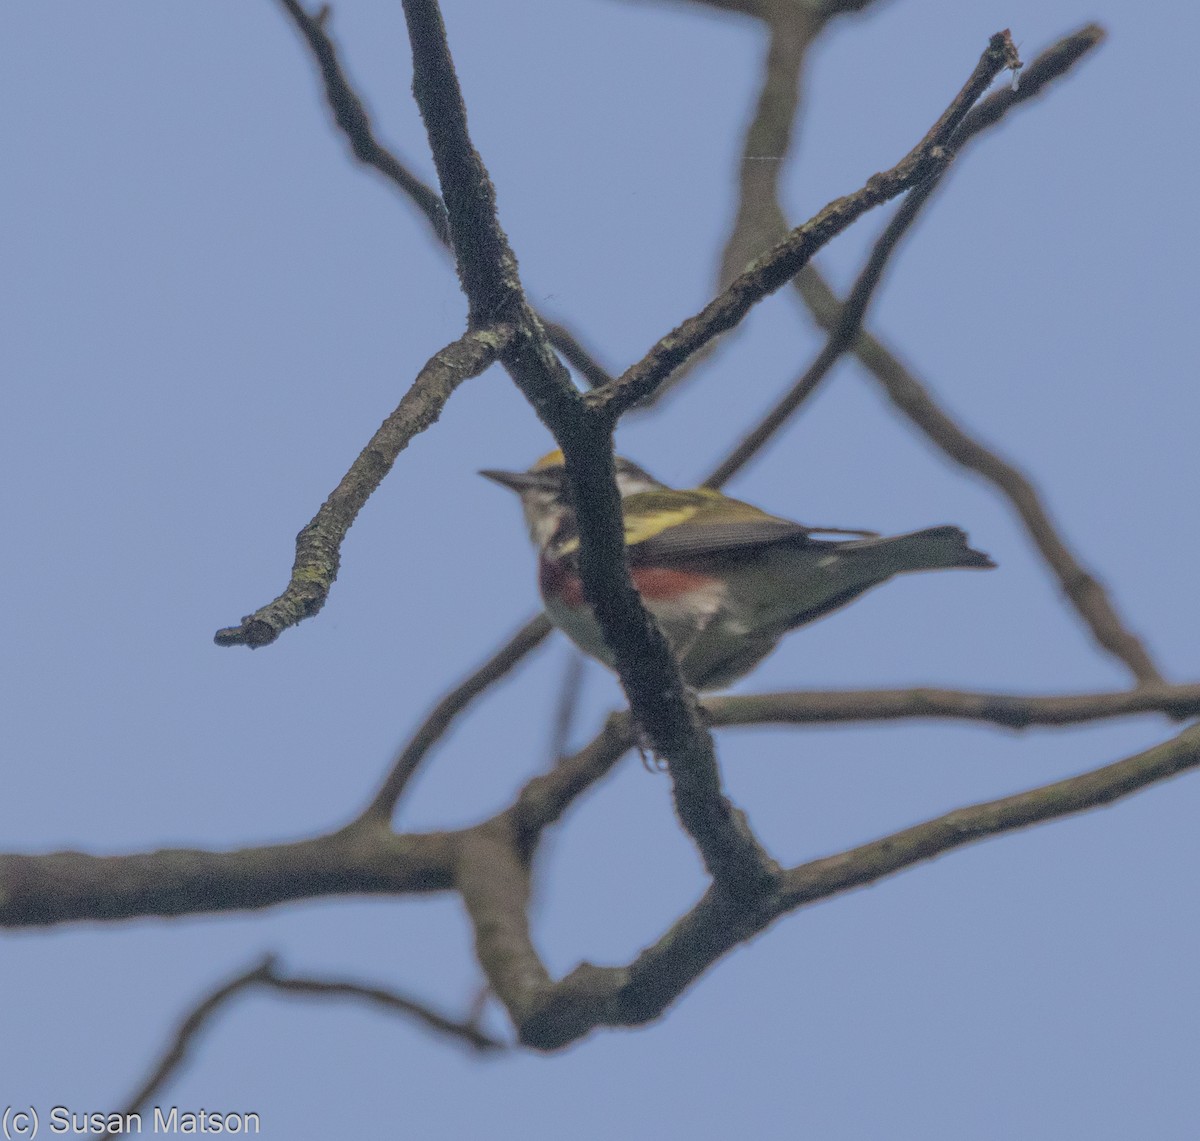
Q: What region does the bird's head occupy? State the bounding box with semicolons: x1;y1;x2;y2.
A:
480;450;665;553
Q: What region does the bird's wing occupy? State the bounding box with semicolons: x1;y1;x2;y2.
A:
623;490;875;563
551;488;877;561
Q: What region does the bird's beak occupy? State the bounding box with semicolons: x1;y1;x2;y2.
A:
479;468;558;493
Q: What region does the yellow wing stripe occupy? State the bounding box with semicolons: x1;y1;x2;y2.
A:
555;501;704;556
624;502;703;545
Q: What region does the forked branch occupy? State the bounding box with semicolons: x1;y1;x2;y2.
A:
588;30;1021;417
398;0;775;895
100;956;500;1137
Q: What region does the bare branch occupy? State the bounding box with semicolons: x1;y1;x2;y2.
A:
513;712;636;839
717;8;815;293
778;722;1200;903
707;26;1108;499
712;11;1101;484
103;958;275;1137
957;23;1106;134
540;318;615;389
214;324;513;648
11;677;1199;933
401;1;526;328
398;0;772;894
0;714;634;932
546;649;587;763
363;613;552;822
457;825;552;1026
508;720;1200;1049
588;31;1021;417
275;0;614;385
559;442;780;893
507;676;1200;844
258;962;504;1050
276;0;448;239
692;20;1149;687
611;5;814;408
707;167;946;486
703;682;1200;729
797;267;1164;687
526;32;1018;894
104;955;501;1135
0;826;457;928
780;27;1163;685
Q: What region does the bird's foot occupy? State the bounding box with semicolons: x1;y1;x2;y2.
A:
632;722;668;773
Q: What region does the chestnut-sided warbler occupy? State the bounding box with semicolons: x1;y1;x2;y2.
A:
481;451;994;690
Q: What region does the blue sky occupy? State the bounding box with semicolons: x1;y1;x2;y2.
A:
3;1;1198;1137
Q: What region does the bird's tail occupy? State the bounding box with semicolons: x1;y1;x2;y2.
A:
846;525;995;574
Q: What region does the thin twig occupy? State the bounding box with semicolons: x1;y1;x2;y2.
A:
261;965;503;1049
547;649;587;763
717;6;815;293
706;171;943;486
101;955;501;1135
513;712;636;840
101;958;275;1137
363;613;552;821
627;5;817;406
277;0;447;236
587;31;1021;417
702;682;1200;729
797;259;1165;687
778;721;1200;903
274;0;613;385
710;13;1092;484
705;22;1099;491
214;324;514;648
785;27;1161;685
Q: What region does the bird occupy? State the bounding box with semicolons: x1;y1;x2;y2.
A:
481;450;994;691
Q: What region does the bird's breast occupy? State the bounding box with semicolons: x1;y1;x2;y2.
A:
539;555;586;608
